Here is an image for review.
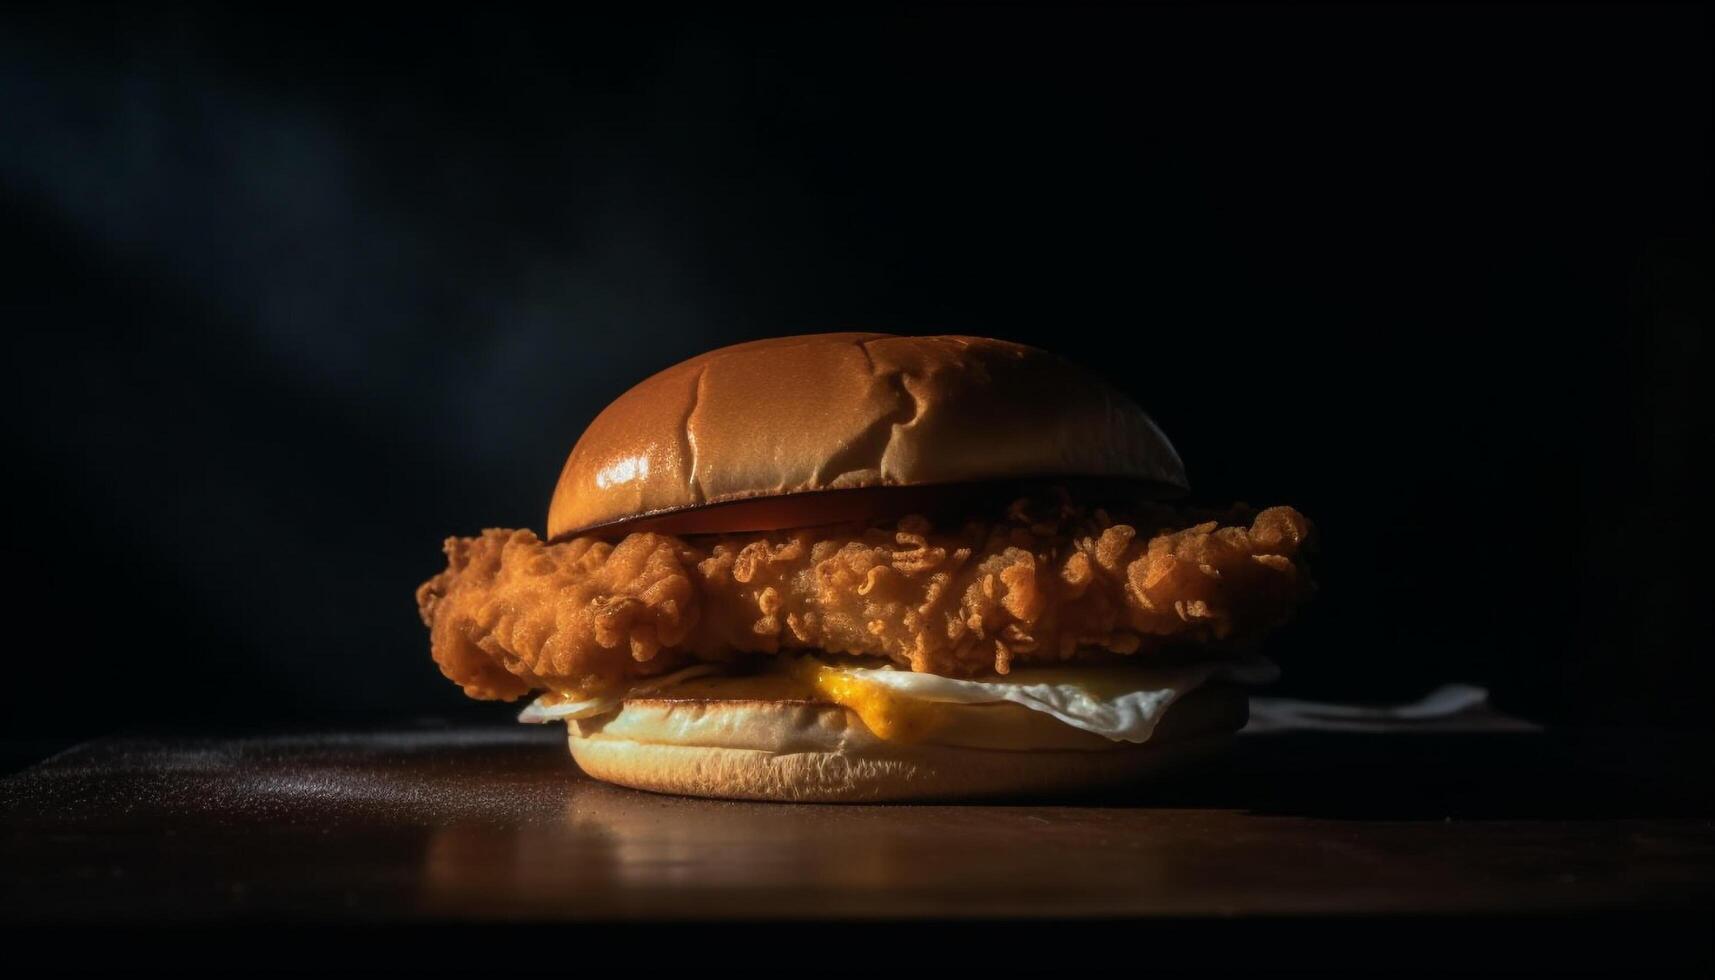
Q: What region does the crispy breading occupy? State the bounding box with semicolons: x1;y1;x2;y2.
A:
416;498;1312;700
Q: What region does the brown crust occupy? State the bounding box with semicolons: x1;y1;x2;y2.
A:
547;334;1186;539
568;736;1230;803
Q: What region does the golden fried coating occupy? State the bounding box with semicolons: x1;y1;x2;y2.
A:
416;499;1312;701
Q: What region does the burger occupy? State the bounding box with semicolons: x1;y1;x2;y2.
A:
416;333;1312;801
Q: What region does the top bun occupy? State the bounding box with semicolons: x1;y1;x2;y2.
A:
548;333;1186;538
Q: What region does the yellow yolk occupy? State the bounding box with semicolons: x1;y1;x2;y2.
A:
644;659;946;742
786;658;946;742
526;654;1271;746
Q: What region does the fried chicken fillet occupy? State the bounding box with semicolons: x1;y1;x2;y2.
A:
416;497;1312;702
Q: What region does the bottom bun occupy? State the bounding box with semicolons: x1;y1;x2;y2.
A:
565;683;1247;803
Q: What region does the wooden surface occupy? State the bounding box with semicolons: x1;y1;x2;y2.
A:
2;726;1711;970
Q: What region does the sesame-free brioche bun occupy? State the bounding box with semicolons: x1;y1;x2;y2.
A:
548;333;1186;539
564;683;1247;803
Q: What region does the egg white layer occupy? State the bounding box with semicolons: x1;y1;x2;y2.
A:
818;655;1278;743
519;656;1276;743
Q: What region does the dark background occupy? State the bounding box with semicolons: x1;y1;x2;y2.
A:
2;3;1708;747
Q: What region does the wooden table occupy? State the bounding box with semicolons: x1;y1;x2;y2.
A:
3;726;1711;972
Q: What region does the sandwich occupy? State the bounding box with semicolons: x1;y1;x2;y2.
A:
416;333;1313;801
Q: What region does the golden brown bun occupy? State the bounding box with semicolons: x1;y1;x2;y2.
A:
548;333;1186;538
564;684;1246;802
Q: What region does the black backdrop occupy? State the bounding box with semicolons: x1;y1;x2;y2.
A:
3;4;1708;744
